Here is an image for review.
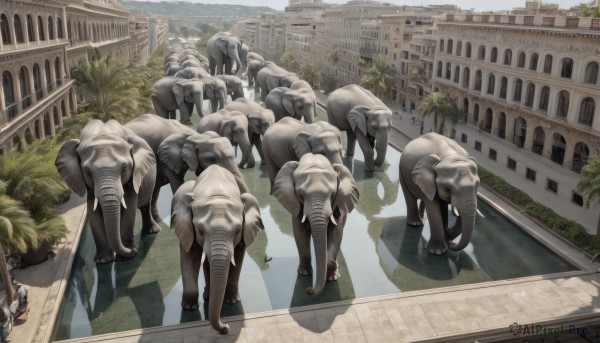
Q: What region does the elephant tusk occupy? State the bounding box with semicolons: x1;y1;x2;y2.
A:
201;252;206;266
93;197;99;211
301;214;307;223
477;208;485;218
330;214;337;226
453;206;459;217
230;255;236;267
121;197;128;210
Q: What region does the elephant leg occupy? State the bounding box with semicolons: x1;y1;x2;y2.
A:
168;110;177;120
246;143;256;169
292;219;312;276
346;131;357;156
254;135;266;165
210;99;218;113
151;95;168;118
447;214;462;241
140;204;160;234
326;215;346;281
400;174;423;226
150;186;161;222
424;199;448;255
354;129;375;171
88;197;114;264
181;244;202;310
225;245;245;304
263;149;279;188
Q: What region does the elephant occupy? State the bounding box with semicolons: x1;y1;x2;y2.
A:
290;80;313;92
256;62;289;101
206;32;244;76
151;76;204;123
223;98;276;164
245;60;265;88
235;43;250;75
55;120;158;264
171;165;264;334
215;75;244;101
200;77;228;113
247;52;265;63
174;66;211;80
266;73;300;94
327;84;392;172
265;87;316;124
196;109;254;169
165;63;183;76
181;58;209;71
271;153;359;296
262;117;343;188
399;132;482;255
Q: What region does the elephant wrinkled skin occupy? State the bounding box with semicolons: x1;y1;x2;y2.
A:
399;132;481;255
265;87;316;124
171;165;264;334
206;32;244;76
152;76;204;123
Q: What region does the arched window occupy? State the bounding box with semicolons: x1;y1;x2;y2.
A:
543;54;553;74
556;91;569;119
504;49;512;65
57;17;63;38
19;66;31;109
447;39;453;54
445;62;451;80
67;19;72;41
44;112;52;137
0;13;11;45
532;127;545;155
487;74;495;95
463;67;470;88
513;117;527;148
474;70;482;91
2;71;15;109
48;16;54;40
539;86;549;111
524;83;535;107
551;134;566;165
530;53;539;71
37;16;45;41
439;39;444;52
578;97;595;126
33;63;42;100
465;43;471;58
499;77;507;99
473;104;480;125
55;57;62;85
484;108;493;133
478;45;485;60
14;15;24;43
513;79;523;102
572;142;589;173
517;52;525;68
44;59;52;91
26;15;35;42
490;47;498;63
454;66;460;83
561;58;573;78
498;112;507;138
456;41;462;56
436;61;442;78
584;62;598;84
77;22;82;41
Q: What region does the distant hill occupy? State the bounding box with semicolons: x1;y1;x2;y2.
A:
122;1;277;17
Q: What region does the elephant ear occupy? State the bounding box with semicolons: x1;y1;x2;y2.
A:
271;161;301;217
55;139;86;197
292;131;311;160
171;181;195;253
240;193;264;247
126;135;156;194
348;106;370;135
218;38;228;56
332;164;359;220
158;133;191;174
181;135;206;173
172;82;185;104
219;120;234;143
282;94;295;116
412;154;441;202
247;113;262;136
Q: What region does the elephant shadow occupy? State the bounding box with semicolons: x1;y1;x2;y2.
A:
351;164;399;219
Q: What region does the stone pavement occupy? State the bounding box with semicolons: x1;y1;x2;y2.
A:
7;91;600;343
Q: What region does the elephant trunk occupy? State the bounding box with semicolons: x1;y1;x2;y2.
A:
236;132;253;168
374;129;389;166
218;97;226;111
207;238;233;334
305;197;330;296
96;177;135;258
193;92;204;117
448;194;477;252
232;53;242;76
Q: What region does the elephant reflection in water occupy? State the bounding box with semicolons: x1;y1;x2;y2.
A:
351;165;399;219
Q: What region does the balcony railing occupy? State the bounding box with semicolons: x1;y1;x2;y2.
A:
22;96;32;110
2;78;70;124
2;103;18;122
35;89;43;101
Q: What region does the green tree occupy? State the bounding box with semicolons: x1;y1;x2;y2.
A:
576;156;600;236
299;63;322;88
411;66;428;84
0;181;38;256
195;33;213;50
418;92;460;135
279;52;299;72
359;59;396;102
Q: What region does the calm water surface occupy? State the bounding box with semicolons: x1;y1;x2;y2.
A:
53;87;576;340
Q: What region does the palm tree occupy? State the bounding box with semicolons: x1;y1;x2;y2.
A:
576;156;600;236
0;181;38;256
359;59;396;103
299;63;323;88
419;92;460;135
0;241;14;305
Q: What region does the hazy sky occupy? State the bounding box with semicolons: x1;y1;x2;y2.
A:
130;0;583;12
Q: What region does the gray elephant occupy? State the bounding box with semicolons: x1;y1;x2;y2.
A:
215;75;244;101
247;52;265;63
327;84;392;172
171;165;264;334
196;109;254;168
165;63;183;76
201;77;228;113
151;76;204;123
271;153;358;296
266;73;300;94
206;32;244;76
265;87;316;124
256;61;288;101
245;60;265;88
290;80;313;92
174;66;211;80
181;58;208;71
262;117;343;187
223;98;276;164
399;132;482;255
56;120;158;264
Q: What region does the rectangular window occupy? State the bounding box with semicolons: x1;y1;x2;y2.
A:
474;141;482;151
507;157;516;170
525;168;536;182
461;133;468;143
572;192;584;206
489;148;497;161
546;179;558;194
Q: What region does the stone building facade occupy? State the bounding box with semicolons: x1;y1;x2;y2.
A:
0;0;167;154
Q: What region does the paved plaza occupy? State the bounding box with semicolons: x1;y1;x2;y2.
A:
8;93;600;343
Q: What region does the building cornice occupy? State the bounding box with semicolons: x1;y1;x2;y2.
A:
438;22;600;40
0;42;69;62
